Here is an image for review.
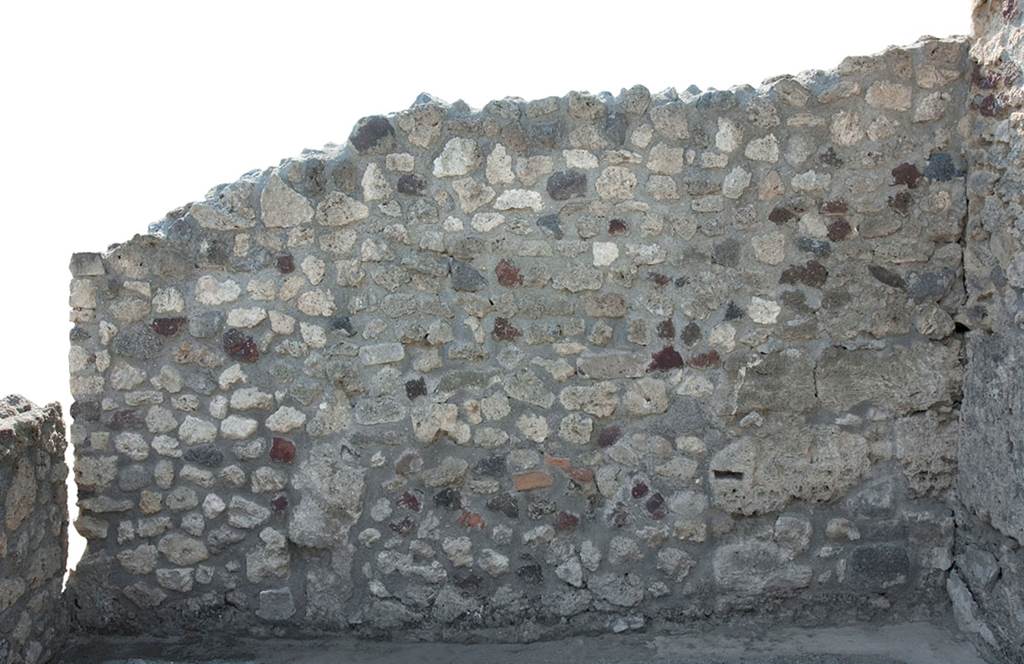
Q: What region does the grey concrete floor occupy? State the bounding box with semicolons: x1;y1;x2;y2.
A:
60;621;992;664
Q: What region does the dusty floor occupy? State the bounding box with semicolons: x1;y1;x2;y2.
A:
60;621;991;664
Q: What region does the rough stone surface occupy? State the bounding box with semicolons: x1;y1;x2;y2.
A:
0;396;68;663
949;4;1024;662
59;25;1013;653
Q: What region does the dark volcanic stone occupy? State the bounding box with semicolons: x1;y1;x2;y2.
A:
397;173;426;195
331;316;355;336
276;254;295;274
780;260;828;288
724;302;745;320
450;259;487;292
434;488;462;510
70;401;101;422
646;492;667;519
474;455;507;477
632;481;649;499
223;328;259;363
713;238;742;267
183;444;224;468
681;322;702;347
112;325;164;361
390;517;416;536
848;544;911;590
486;493;519;519
516;563;544;585
546;169;587;200
537;214;564;239
453;572;483;591
405;378;427;400
796;237;832;257
819;147;843;167
657;319;676;339
868;265;907;290
348;115;395;153
769;206;797;224
924;152;960;181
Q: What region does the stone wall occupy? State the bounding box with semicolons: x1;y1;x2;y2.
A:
948;2;1024;662
66;37;971;640
0;396;69;663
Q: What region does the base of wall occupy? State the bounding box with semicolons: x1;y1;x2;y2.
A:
59;621;989;664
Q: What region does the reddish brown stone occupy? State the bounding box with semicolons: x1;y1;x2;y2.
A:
492;317;521;341
608;219;629;235
398;491;422;512
649;346;684;372
223;328;260;363
458;510;485;529
555;511;580;531
151;318;186;337
271;494;288;512
495;259;523;287
269;437;296;463
276;254;295;274
827;219;852;241
977;94;1000;117
631;481;649;499
513;471;554;492
598;425;622;448
892;163;922;189
688;349;721;368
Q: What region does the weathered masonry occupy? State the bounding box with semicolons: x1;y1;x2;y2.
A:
0;397;69;664
58;2;1024;662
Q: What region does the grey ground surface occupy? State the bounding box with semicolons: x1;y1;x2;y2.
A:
60;622;991;664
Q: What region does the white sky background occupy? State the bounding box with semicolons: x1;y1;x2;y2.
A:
1;1;970;568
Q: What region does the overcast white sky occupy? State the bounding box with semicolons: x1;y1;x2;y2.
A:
0;1;970;567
